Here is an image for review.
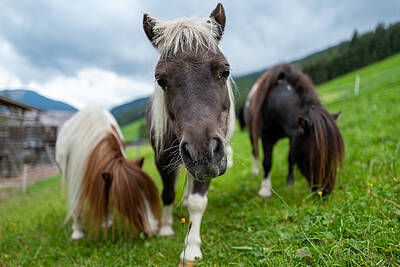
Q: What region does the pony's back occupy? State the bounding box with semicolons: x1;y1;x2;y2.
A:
56;106;123;222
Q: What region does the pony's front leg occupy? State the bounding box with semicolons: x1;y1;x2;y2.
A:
180;177;210;262
158;165;177;236
71;207;84;240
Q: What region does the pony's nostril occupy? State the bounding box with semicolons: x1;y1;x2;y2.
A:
209;137;223;161
181;142;193;162
211;138;220;154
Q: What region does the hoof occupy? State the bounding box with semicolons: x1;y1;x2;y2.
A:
180;245;202;262
179;260;196;267
71;230;84;240
287;180;294;187
159;225;175;236
258;188;271;198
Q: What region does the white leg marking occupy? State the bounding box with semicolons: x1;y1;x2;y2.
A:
180;193;208;261
258;173;272;198
71;220;84;240
252;156;259;175
183;175;193;207
71;210;84;240
159;204;174;236
143;197;159;235
226;145;233;168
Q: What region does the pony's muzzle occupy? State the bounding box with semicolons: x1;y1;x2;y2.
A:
180;136;227;181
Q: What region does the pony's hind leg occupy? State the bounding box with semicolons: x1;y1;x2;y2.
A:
287;138;295;186
252;154;259;175
71;206;84;240
180;176;210;262
258;137;276;198
250;130;259;175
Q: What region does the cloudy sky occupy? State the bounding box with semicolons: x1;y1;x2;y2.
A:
0;1;399;109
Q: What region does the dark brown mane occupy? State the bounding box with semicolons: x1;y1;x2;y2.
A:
250;63;344;194
80;130;161;236
301;105;344;193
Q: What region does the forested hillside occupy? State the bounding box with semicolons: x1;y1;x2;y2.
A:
234;21;400;109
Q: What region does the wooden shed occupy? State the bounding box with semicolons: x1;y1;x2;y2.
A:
0;95;57;178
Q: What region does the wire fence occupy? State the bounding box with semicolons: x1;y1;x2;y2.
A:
320;64;400;105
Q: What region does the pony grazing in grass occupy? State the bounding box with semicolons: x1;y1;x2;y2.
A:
56;106;161;240
244;64;344;197
143;3;235;263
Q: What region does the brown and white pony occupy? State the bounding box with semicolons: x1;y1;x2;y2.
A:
244;64;344;197
143;3;235;263
56;106;160;240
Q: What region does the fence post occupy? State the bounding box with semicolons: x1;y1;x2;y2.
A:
354;75;360;96
22;164;28;193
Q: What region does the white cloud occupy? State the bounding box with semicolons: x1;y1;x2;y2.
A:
0;0;399;108
27;68;154;109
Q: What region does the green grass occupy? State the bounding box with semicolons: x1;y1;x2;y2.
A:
1;54;400;266
121;118;145;143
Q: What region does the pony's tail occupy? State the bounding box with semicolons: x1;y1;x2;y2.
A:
80;133;161;236
250;69;274;159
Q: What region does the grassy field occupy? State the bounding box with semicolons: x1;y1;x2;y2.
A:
121;118;145;143
1;54;400;266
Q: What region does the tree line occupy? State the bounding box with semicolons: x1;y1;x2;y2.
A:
302;22;400;85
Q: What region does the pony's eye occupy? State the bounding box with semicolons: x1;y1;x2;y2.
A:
219;66;230;80
156;76;168;90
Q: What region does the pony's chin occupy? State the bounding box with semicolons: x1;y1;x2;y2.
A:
187;157;227;182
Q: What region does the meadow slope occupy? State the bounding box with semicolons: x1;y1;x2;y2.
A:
0;54;399;266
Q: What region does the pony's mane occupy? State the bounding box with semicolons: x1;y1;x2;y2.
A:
250;64;344;193
298;107;344;194
150;16;220;58
80;131;161;235
149;77;235;154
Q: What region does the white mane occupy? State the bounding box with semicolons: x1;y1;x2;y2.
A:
56;106;124;222
151;16;220;57
149;16;235;153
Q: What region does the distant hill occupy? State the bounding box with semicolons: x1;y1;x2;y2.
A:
0;89;77;111
110;96;150;126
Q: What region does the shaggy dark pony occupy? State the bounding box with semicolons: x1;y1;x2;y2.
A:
244;64;344;197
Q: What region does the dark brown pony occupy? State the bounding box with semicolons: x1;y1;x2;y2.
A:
143;3;235;263
245;64;344;197
56;107;160;240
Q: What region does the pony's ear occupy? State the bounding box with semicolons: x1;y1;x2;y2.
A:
298;116;310;131
143;14;157;47
134;157;145;168
331;111;342;120
210;3;226;41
